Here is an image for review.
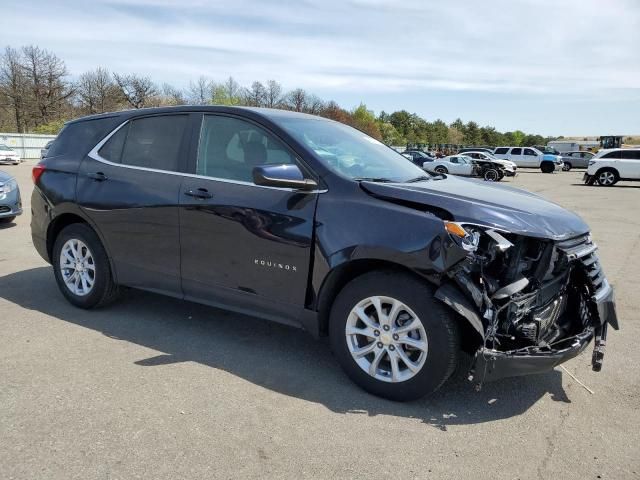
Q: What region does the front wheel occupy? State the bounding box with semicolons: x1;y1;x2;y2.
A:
53;223;120;309
540;162;554;173
562;162;572;171
329;271;459;401
435;166;448;174
483;168;499;181
596;168;619;186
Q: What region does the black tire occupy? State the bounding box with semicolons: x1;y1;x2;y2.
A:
483;168;499;182
562;162;572;171
435;166;448;174
0;216;16;224
52;223;120;309
329;271;460;401
540;162;554;173
595;168;619;187
497;171;505;181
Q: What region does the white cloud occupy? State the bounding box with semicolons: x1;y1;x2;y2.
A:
2;0;638;95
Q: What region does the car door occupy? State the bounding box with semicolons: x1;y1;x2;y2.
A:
521;148;538;167
618;150;640;179
77;113;193;296
178;113;319;323
507;148;522;166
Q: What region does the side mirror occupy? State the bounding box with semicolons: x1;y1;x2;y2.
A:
252;164;318;190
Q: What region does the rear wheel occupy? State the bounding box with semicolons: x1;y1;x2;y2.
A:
540;162;554;173
52;223;120;308
596;168;618;186
329;271;459;401
562;162;572;171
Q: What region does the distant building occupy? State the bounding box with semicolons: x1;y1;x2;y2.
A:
547;139;599;153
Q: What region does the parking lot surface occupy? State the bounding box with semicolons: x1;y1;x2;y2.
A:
1;162;639;480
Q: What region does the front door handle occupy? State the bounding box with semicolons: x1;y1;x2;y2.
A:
184;188;212;199
87;172;107;182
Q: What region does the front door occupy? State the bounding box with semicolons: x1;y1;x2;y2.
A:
77;113;192;296
522;148;539;167
179;114;319;322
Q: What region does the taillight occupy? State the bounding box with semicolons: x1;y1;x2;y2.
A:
32;163;46;184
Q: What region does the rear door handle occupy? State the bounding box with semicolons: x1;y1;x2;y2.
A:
184;188;212;199
87;172;107;182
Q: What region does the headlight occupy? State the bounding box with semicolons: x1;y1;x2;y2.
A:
589;160;596;166
444;221;481;252
0;179;18;195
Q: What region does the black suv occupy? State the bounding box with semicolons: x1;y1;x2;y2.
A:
31;106;618;401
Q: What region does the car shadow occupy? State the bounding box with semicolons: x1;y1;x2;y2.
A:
0;220;17;229
0;267;572;429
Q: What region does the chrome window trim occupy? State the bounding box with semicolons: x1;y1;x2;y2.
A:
87;118;327;194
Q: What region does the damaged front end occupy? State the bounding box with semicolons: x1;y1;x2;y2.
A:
435;222;619;387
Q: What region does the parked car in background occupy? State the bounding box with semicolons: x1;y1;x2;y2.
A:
493;146;563;173
464;151;517;177
41;140;54;159
0;170;22;223
423;154;506;181
560;151;594;171
458;147;495;155
0;144;21;165
402;150;436;167
584;148;640;186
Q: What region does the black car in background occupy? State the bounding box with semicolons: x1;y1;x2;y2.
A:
402;149;436;166
31;106;618;400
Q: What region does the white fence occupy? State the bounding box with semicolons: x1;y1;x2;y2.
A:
0;133;57;160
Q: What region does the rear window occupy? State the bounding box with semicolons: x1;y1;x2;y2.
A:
47;117;119;158
494;147;508;154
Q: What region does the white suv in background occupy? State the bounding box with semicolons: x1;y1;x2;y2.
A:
493;146;563;173
584;148;640;186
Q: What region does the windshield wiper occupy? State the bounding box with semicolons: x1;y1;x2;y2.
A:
405;175;431;183
354;177;394;183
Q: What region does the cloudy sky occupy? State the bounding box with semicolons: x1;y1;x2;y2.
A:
3;0;638;135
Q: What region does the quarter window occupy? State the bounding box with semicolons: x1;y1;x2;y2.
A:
494;148;508;155
99;115;187;171
197;115;295;182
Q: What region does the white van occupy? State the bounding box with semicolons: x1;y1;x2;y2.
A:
493;146;563;173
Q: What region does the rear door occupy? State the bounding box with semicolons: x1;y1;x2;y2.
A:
178;113;319;323
618;150;640;179
77;113;194;296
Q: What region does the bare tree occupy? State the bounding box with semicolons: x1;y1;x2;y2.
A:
223;76;241;101
160;83;186;106
0;46;29;132
187;76;212;105
76;67;121;114
113;72;158;109
264;79;282;108
243;81;266;107
285;88;308;112
21;45;73;125
305;94;324;115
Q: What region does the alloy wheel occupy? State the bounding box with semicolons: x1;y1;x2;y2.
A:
59;238;96;296
598;171;615;186
345;296;428;383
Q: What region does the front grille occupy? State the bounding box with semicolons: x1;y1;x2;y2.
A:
0;206;10;213
556;233;608;296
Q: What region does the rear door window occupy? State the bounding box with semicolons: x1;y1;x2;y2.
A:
98;115;188;172
620;150;640;160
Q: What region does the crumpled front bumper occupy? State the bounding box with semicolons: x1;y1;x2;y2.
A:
469;283;618;384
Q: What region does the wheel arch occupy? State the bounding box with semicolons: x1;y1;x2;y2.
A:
47;212;118;283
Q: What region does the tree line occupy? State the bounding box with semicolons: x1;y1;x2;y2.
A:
0;44;552;147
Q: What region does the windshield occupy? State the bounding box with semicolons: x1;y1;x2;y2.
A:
278;117;427;182
0;144;13;151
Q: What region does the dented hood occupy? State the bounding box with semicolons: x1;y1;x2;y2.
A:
361;176;590;240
